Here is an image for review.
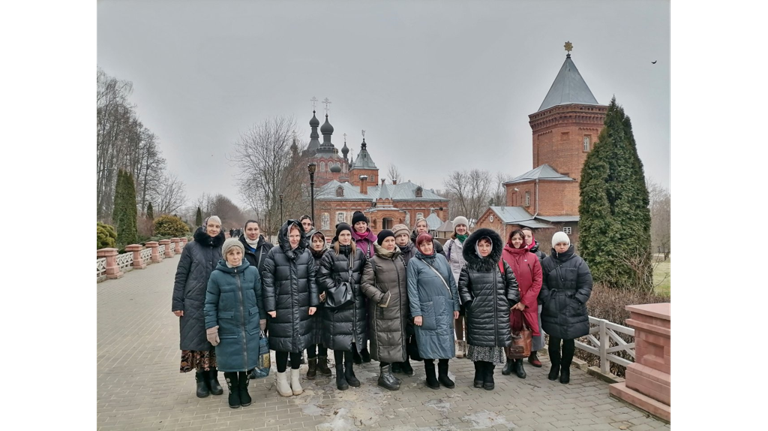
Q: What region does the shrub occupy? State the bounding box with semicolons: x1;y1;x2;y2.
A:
97;222;117;249
154;215;190;237
569;282;669;377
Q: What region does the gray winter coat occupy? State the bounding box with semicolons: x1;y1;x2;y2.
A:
262;221;319;353
407;251;460;360
539;245;593;340
457;228;519;348
360;243;408;363
172;227;225;351
317;243;368;352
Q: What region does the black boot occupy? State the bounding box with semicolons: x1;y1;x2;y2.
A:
560;341;574;384
391;362;402;374
224;372;240;409
335;362;349;391
424;361;439;390
437;360;455;388
238;371;251;406
360;347;371;363
501;359;514;375
344;361;360;388
548;346;561;381
307;358;317;380
514;359;527;379
483;363;495;391
473;362;483;388
207;367;224;395
317;356;332;376
352;349;362;364
195;371;210;398
378;364;400;391
401;359;414;376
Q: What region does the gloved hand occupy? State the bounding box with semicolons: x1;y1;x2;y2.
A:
206;326;220;346
260;319;267;331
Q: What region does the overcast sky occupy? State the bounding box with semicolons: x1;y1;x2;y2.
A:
97;0;670;209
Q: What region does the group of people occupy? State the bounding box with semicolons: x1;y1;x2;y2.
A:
172;211;593;409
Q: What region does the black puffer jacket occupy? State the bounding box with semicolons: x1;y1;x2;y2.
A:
317;243;368;352
398;241;416;266
529;241;547;263
307;229;328;346
238;234;274;275
539;245;593;340
360;243;408;363
457;228;520;348
172;227;226;351
262;221;319;353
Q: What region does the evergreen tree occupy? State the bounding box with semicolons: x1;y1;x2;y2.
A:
195;207;203;227
579;97;652;291
113;168;139;246
146;202;154;221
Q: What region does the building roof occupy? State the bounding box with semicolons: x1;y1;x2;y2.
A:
425;213;443;230
535;215;580;223
503;164;575;185
518;220;553;229
488;206;535;224
350;141;378;170
538;54;600;112
436;219;454;232
316;180;448;202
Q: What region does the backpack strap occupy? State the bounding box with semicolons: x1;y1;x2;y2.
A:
499;260;505;275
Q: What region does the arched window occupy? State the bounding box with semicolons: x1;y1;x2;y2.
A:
336;186;344;197
320;162;326;172
415;186;423;198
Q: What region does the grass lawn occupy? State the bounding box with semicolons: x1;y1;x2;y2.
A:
653;254;671;297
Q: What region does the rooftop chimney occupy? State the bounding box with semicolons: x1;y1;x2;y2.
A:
359;175;368;195
381;179;386;186
392;179;397;185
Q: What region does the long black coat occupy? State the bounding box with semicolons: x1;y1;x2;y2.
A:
317;244;368;352
360;244;408;363
539;245;593;340
238;234;274;275
308;229;328;346
457;228;519;348
172;227;226;351
262;221;319;353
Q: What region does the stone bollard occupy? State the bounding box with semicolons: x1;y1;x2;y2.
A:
159;239;174;258
180;237;188;248
609;303;671;422
125;244;146;269
172;238;182;254
146;241;162;263
97;248;124;279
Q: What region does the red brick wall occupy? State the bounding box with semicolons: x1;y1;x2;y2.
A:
504;181;580;216
316;199;450;237
349;169;379;186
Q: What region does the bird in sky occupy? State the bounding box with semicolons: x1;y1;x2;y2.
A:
652;60;657;64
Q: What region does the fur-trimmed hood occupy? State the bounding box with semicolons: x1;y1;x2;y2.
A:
277;220;309;259
462;228;503;272
193;226;226;248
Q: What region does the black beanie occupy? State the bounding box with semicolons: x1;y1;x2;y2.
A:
377;229;395;246
333;223;354;243
352;211;368;226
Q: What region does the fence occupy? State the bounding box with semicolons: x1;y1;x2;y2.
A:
575;316;635;376
97;237;189;282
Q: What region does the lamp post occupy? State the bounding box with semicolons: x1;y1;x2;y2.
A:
308;163;316;228
279;194;284;223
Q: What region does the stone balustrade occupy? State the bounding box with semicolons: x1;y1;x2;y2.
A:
97;238;189;282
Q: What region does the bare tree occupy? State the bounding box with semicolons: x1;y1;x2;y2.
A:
443;169;494;223
155;174;187;216
210;194;247;228
490;172;513;206
387;164;403;184
646;178;671;259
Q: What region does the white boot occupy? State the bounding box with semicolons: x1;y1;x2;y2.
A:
276;371;292;397
291;368;304;395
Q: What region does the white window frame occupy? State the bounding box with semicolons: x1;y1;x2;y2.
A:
583;135;591;152
525;192;531;207
563;226;572;234
336;212;346;223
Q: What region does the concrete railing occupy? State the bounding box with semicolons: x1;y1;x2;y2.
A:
576;316;636;374
97;237;189;282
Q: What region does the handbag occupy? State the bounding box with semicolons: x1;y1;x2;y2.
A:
507;309;532;359
324;253;356;309
250;330;271;379
406;334;423;361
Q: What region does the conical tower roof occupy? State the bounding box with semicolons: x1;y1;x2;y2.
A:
350;139;378;170
538;54;599;112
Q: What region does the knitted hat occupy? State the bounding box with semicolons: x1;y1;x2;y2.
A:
414;215;427;227
333;223;354;243
416;233;433;249
452;216;469;229
552;231;571;247
352;211;368;226
377;229;395;246
222;237;244;257
392;224;410;238
203;215;222;232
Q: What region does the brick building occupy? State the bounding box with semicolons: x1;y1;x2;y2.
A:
303;110;450;237
476;51;607;250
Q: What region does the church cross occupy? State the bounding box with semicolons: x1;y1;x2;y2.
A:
322;97;332;114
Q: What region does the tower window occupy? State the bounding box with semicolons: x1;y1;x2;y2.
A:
525;192;531;207
336;186;344;197
415;186;423;198
320;162;326;172
583;135;591;152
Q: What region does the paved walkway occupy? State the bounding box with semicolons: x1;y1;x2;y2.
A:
97;256;670;431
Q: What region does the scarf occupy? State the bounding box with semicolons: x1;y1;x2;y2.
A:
245;236;260;249
456;233;468;244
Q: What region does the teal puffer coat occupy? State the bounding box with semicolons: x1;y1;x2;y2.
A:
204;259;265;372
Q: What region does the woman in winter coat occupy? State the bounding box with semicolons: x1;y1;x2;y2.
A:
204;239;266;409
540;232;593;384
500;229;542;379
443;216;470;358
390;223;416;376
360;230;409;391
305;229;333;379
410;216;444;256
238;220;274;275
300;215;314;237
458;229;520;390
172;215;226;398
408;233;460;390
350;211;375;362
262;220;319;397
317;223;368;391
521;227;546;368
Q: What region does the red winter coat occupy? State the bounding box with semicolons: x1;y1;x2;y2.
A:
501;245;542;336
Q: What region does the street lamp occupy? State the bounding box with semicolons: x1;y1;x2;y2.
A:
308;163;317;229
279;194;284;223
